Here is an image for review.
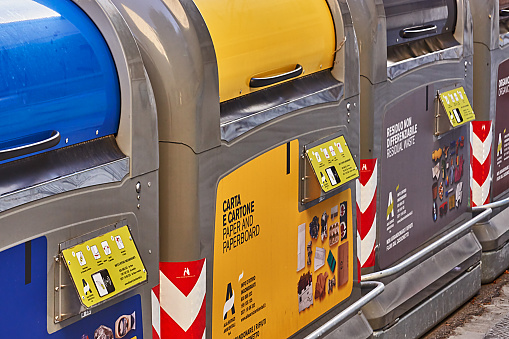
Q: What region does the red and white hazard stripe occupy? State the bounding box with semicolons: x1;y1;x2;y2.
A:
470;121;492;207
152;284;161;339
152;259;207;339
356;159;377;269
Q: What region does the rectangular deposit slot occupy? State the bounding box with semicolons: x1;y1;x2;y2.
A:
384;0;457;46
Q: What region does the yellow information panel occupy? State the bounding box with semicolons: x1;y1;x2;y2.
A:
439;87;475;127
62;226;147;308
213;141;353;338
305;135;359;192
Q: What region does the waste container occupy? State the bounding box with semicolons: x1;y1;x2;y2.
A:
0;0;159;337
111;0;375;337
350;0;481;337
470;0;509;284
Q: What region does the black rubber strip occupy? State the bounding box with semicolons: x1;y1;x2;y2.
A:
426;86;429;112
25;241;31;285
287;142;291;175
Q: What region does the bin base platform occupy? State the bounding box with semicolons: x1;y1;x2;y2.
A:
481;241;509;284
362;232;481;331
372;264;480;339
324;311;373;339
472;206;509;284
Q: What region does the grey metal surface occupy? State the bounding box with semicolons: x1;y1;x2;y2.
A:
118;0;362;337
387;45;463;79
0;157;128;213
470;0;499;50
220;72;344;142
350;0;473;83
473;206;509;251
361;232;481;330
350;9;475;330
304;281;384;339
323;311;373;339
348;0;387;85
0;0;161;336
471;0;509;198
362;208;491;281
113;0;221;153
0;136;128;212
74;0;159;178
0;170;159;335
373;264;481;339
471;1;509;282
333;0;361;100
481;240;509;284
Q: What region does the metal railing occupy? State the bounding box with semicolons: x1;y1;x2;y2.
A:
303;281;385;339
361;208;492;281
305;201;495;338
471;196;509;212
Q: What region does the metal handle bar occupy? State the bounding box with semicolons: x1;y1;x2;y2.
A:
303;281;385;339
400;25;438;39
249;64;303;88
0;130;60;161
501;9;509;17
471;197;509;212
361;208;492;281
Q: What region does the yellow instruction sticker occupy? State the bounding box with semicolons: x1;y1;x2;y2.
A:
62;225;147;308
439;87;475;127
305;135;359;192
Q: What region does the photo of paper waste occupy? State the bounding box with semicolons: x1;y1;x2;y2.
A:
298;272;313;312
297;200;350;313
431;135;464;221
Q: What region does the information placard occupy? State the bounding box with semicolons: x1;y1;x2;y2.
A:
305;135;359;192
213;141;353;338
62;225;147;308
439;87;475;127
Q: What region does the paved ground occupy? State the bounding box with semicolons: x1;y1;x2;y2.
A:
422;271;509;339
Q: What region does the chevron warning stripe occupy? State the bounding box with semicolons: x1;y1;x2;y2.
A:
470;121;492;207
357;159;377;268
152;259;207;339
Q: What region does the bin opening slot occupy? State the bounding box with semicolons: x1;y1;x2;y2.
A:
387;34;460;64
0;135;125;195
500;0;509;34
220;71;343;142
384;0;457;47
501;0;509;11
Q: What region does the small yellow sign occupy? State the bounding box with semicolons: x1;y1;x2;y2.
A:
306;135;359;192
439;87;475;127
62;226;147;308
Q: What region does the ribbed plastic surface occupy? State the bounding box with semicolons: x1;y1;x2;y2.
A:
0;0;120;162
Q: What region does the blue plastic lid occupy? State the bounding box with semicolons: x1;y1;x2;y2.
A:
0;0;121;162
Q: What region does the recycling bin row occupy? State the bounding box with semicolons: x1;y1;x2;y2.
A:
0;0;506;339
0;0;369;338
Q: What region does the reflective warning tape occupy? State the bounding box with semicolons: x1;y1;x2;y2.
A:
152;284;161;339
470;121;492;207
153;259;207;338
357;159;377;268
